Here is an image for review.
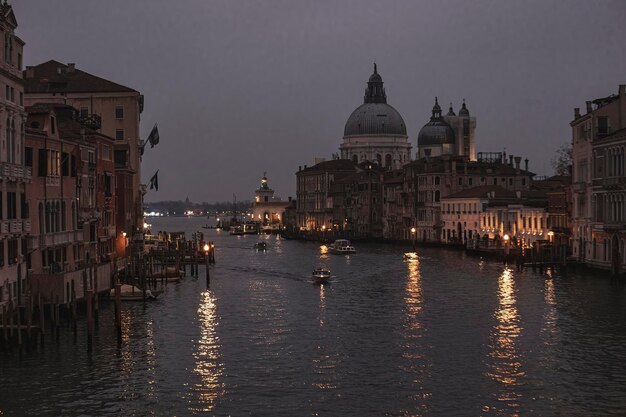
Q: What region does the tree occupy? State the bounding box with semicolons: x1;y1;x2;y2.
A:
551;142;572;176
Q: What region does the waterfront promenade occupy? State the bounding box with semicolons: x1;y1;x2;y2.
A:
1;216;625;416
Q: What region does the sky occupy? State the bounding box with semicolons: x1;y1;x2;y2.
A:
13;0;626;203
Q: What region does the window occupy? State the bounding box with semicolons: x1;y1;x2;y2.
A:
25;147;32;167
115;129;124;140
115;106;124;120
7;239;17;265
7;192;16;219
19;92;22;106
5;85;8;100
51;116;56;134
598;116;609;135
80;107;89;118
0;242;4;267
102;144;110;160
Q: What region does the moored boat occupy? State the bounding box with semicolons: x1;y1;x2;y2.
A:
254;241;267;251
110;284;161;301
312;268;331;284
328;239;356;255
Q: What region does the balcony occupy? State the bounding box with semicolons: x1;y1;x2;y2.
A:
0;162;32;182
0;219;30;235
45;175;60;186
37;230;84;248
601;177;626;190
604;222;626;232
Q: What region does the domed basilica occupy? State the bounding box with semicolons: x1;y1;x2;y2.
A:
340;65;476;166
339;65;411;170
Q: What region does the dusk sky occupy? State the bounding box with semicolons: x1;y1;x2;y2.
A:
13;0;626;203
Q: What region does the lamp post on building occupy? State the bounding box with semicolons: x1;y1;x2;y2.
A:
203;243;210;288
411;227;416;252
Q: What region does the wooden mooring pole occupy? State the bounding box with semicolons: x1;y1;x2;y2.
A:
86;289;93;353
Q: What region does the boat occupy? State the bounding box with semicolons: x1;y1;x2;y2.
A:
312;268;331;284
254;242;267;251
403;252;419;261
110;284;161;301
151;266;184;282
328;239;356;255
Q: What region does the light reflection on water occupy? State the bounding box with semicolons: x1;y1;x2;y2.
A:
484;267;524;415
188;290;224;414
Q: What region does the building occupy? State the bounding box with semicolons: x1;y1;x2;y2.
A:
250;173;290;230
25;103;114;302
339;65;411;170
417;98;476;160
570;84;626;272
23;60;144;258
0;2;29;310
396;153;534;243
295;159;357;232
441;185;515;244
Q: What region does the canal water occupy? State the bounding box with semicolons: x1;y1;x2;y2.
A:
1;216;625;416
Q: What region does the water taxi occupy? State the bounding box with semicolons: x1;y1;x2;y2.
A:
312;268;331;284
328;239;356;255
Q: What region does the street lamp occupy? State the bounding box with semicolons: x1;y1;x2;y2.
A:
203;243;210;288
503;234;510;261
410;227;416;252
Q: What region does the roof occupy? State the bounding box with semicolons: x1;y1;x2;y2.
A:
297;159;357;174
344;102;407;137
24;60;138;94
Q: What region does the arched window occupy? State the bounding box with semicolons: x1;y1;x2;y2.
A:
71;202;77;230
38;203;44;234
434;190;440;202
385;154;392;168
61;201;67;231
376;154;382;165
10;119;15;164
434;176;440;185
5;117;10;163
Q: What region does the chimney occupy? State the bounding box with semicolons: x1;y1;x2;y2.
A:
288;196;292;202
509;155;514;166
514;156;521;170
298;166;301;171
502;151;506;164
25;66;34;79
67;63;75;73
574;107;580;119
524;158;529;171
586;101;592;113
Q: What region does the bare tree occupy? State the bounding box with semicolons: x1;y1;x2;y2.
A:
551;142;572;176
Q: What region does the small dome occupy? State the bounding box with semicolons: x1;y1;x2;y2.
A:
418;97;455;146
417;121;455;146
344;102;407;136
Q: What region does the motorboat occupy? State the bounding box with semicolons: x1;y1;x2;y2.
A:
328;239;356;255
254;241;267;251
403;252;419;261
312;268;331;284
110;284;161;301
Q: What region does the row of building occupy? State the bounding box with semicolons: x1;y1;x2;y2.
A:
0;3;147;308
270;65;623;274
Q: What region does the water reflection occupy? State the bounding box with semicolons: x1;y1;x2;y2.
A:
401;256;431;413
189;290;224;414
485;267;524;414
312;279;338;391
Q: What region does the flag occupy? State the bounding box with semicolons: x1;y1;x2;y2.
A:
148;124;159;148
149;170;159;191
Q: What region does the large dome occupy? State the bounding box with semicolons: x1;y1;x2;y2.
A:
344;102;407;137
343;64;407;137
